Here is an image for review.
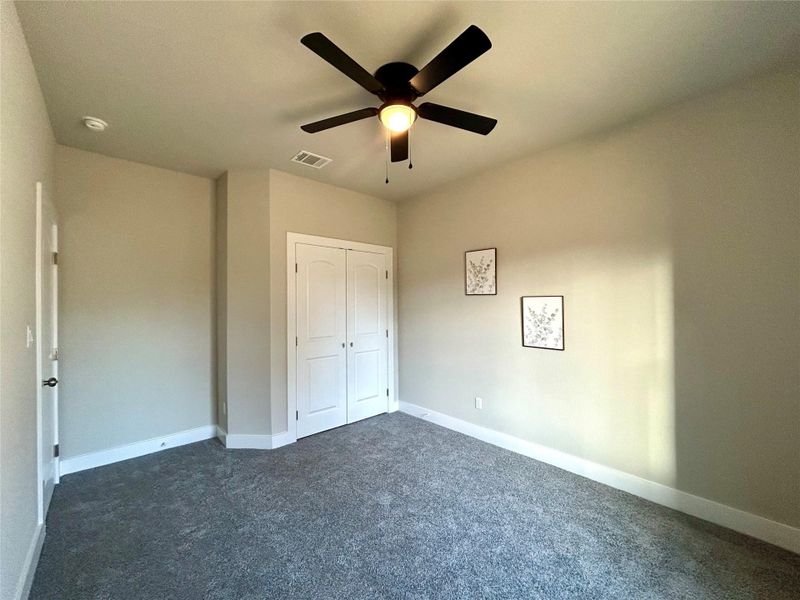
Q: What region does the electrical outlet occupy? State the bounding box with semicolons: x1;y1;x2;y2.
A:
222;402;227;416
26;325;34;348
475;397;483;410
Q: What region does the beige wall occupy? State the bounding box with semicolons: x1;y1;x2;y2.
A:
220;170;271;436
268;169;397;434
0;3;56;598
398;71;799;527
54;146;216;458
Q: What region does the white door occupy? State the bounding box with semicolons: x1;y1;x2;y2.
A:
296;244;347;438
37;182;59;520
346;250;388;423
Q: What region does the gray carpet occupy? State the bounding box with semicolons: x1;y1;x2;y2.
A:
31;412;799;599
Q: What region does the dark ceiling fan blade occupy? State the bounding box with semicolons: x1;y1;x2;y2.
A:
301;107;378;133
301;32;385;94
409;25;491;96
390;130;408;162
418;102;497;135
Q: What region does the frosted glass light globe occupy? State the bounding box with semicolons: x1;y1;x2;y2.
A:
379;104;416;133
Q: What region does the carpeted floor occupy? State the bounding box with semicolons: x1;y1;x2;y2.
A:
31;412;799;599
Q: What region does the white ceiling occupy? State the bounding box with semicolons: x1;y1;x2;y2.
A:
16;1;800;200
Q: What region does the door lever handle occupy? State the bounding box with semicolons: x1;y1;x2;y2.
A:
42;377;58;388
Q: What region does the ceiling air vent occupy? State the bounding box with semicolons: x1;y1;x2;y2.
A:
291;150;332;169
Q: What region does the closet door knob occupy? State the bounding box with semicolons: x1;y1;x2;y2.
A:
349;342;354;347
341;343;345;348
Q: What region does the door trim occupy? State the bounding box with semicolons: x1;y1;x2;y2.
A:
35;181;59;525
287;232;396;443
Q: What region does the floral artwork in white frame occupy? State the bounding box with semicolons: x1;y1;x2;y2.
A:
521;296;564;350
465;248;497;295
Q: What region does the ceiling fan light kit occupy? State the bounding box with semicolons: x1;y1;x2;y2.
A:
379;102;417;133
299;25;497;178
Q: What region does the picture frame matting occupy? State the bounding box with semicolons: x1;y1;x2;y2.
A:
465;247;497;295
521;295;565;351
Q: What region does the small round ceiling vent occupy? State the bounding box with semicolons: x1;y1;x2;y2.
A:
82;116;108;132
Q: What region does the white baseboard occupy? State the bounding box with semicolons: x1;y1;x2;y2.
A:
399;401;800;555
270;430;295;449
224;430;295;450
216;425;227;445
59;425;217;476
224;433;271;449
14;522;45;600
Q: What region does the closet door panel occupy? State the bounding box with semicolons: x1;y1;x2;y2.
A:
296;244;347;437
347;250;388;423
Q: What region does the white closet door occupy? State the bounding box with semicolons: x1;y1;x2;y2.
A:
346;249;388;423
296;244;347;438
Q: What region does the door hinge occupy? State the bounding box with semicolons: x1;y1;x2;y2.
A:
52;252;58;265
53;444;59;458
385;329;388;338
386;388;389;397
295;263;298;273
295;336;298;346
296;410;299;421
385;270;388;279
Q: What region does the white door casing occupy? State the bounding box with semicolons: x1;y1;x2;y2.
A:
36;181;59;523
287;233;396;443
295;243;348;438
346;250;388;424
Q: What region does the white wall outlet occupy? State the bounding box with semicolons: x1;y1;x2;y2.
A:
475;397;483;410
222;402;227;416
26;325;34;348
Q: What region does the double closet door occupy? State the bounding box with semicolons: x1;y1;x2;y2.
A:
295;243;389;438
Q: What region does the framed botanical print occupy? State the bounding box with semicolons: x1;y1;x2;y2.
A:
521;296;564;350
465;248;497;295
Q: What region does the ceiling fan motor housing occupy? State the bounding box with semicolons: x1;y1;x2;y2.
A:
374;62;421;104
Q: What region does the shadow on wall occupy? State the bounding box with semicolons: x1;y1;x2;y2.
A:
665;80;800;527
397;71;799;528
399;133;679;489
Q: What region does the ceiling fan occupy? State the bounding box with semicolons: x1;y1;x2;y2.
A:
299;25;497;166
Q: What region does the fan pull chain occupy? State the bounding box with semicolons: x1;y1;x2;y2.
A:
408;127;413;170
385;129;389;184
